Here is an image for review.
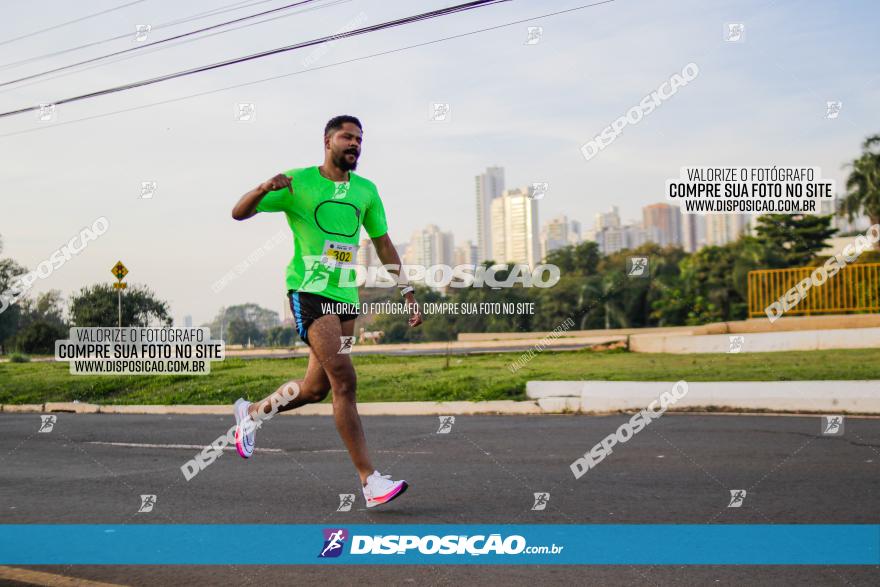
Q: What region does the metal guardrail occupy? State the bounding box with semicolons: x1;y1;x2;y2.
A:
748;263;880;317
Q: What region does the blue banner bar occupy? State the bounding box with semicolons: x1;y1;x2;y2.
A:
1;525;877;565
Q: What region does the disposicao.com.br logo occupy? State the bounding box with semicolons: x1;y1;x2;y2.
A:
318;528;563;558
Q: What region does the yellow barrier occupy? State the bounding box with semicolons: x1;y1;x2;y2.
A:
748;263;880;317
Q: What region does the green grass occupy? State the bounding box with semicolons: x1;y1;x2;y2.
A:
1;348;878;405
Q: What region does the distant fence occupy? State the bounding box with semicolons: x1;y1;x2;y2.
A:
748;263;880;318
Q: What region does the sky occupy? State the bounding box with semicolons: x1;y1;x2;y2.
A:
1;0;879;326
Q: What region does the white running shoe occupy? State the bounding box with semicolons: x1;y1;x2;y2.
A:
362;470;408;508
233;398;256;458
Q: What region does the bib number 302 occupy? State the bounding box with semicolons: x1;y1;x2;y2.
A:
321;240;357;268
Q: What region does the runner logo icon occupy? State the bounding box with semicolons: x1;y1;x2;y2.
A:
301;257;333;293
337;494;355;512
727;489;747;508
332;182;350;199
628;256;648;277
319;528;348;558
821;415;844;436
436;416;455;434
38;415;57;433
138;494;157;513
531;492;550;511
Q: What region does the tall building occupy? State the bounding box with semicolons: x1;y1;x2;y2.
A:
394;241;409;265
454;239;478;266
408;224;454;268
595;206;621;231
642;203;682;247
705;214;750;246
540;215;573;260
357;238;410;268
490;187;540;267
184;315;192;328
356;238;380;268
568;219;583;245
475;166;505;262
680;213;706;252
586;206;644;254
594;224;646;254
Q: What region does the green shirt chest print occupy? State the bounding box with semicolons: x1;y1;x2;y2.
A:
255;166;388;305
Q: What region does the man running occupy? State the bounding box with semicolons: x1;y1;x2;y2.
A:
230;115;422;508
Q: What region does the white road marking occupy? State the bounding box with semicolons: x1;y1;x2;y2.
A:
86;441;282;453
85;442;430;455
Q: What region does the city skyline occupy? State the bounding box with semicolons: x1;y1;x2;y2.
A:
3;0;878;326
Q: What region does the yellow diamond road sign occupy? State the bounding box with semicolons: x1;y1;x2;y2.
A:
112;261;128;281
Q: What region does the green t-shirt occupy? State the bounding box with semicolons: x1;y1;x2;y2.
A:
256;166;387;305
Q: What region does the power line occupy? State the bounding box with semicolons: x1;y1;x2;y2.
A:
0;0;328;88
0;0;282;72
0;0;619;135
0;0;151;47
0;0;511;119
0;0;351;96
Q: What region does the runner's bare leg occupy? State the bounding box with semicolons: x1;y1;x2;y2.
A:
248;347;331;418
306;314;374;484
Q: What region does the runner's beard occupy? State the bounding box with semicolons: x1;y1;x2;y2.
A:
334;150;359;171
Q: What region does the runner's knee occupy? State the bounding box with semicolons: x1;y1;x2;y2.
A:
301;383;330;403
331;374;357;399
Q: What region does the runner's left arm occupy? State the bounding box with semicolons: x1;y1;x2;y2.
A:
372;233;422;328
363;187;421;327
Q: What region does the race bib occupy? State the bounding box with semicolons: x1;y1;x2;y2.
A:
321;240;357;268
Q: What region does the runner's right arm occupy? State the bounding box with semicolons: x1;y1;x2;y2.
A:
231;173;293;220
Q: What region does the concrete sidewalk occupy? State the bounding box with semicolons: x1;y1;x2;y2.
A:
527;380;880;414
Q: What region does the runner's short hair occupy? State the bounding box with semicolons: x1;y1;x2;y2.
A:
324;115;362;137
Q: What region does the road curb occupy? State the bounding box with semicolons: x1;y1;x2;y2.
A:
44;401;100;413
99;405;230;415
1;403;46;413
0;400;543;416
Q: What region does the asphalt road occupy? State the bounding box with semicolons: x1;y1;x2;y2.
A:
1;412;877;585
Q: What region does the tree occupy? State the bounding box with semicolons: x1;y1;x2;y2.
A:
226;317;263;346
578;272;629;330
11;290;69;354
0;257;28;351
0;232;29;352
562;243;689;330
368;285;445;343
652;243;751;325
531;273;581;330
69;283;171;327
754;214;837;267
265;326;296;347
841;134;880;248
204;303;280;340
18;290;66;327
544;241;600;275
13;320;68;354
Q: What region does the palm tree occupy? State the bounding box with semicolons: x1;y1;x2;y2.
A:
577;273;629;330
841;134;880;249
